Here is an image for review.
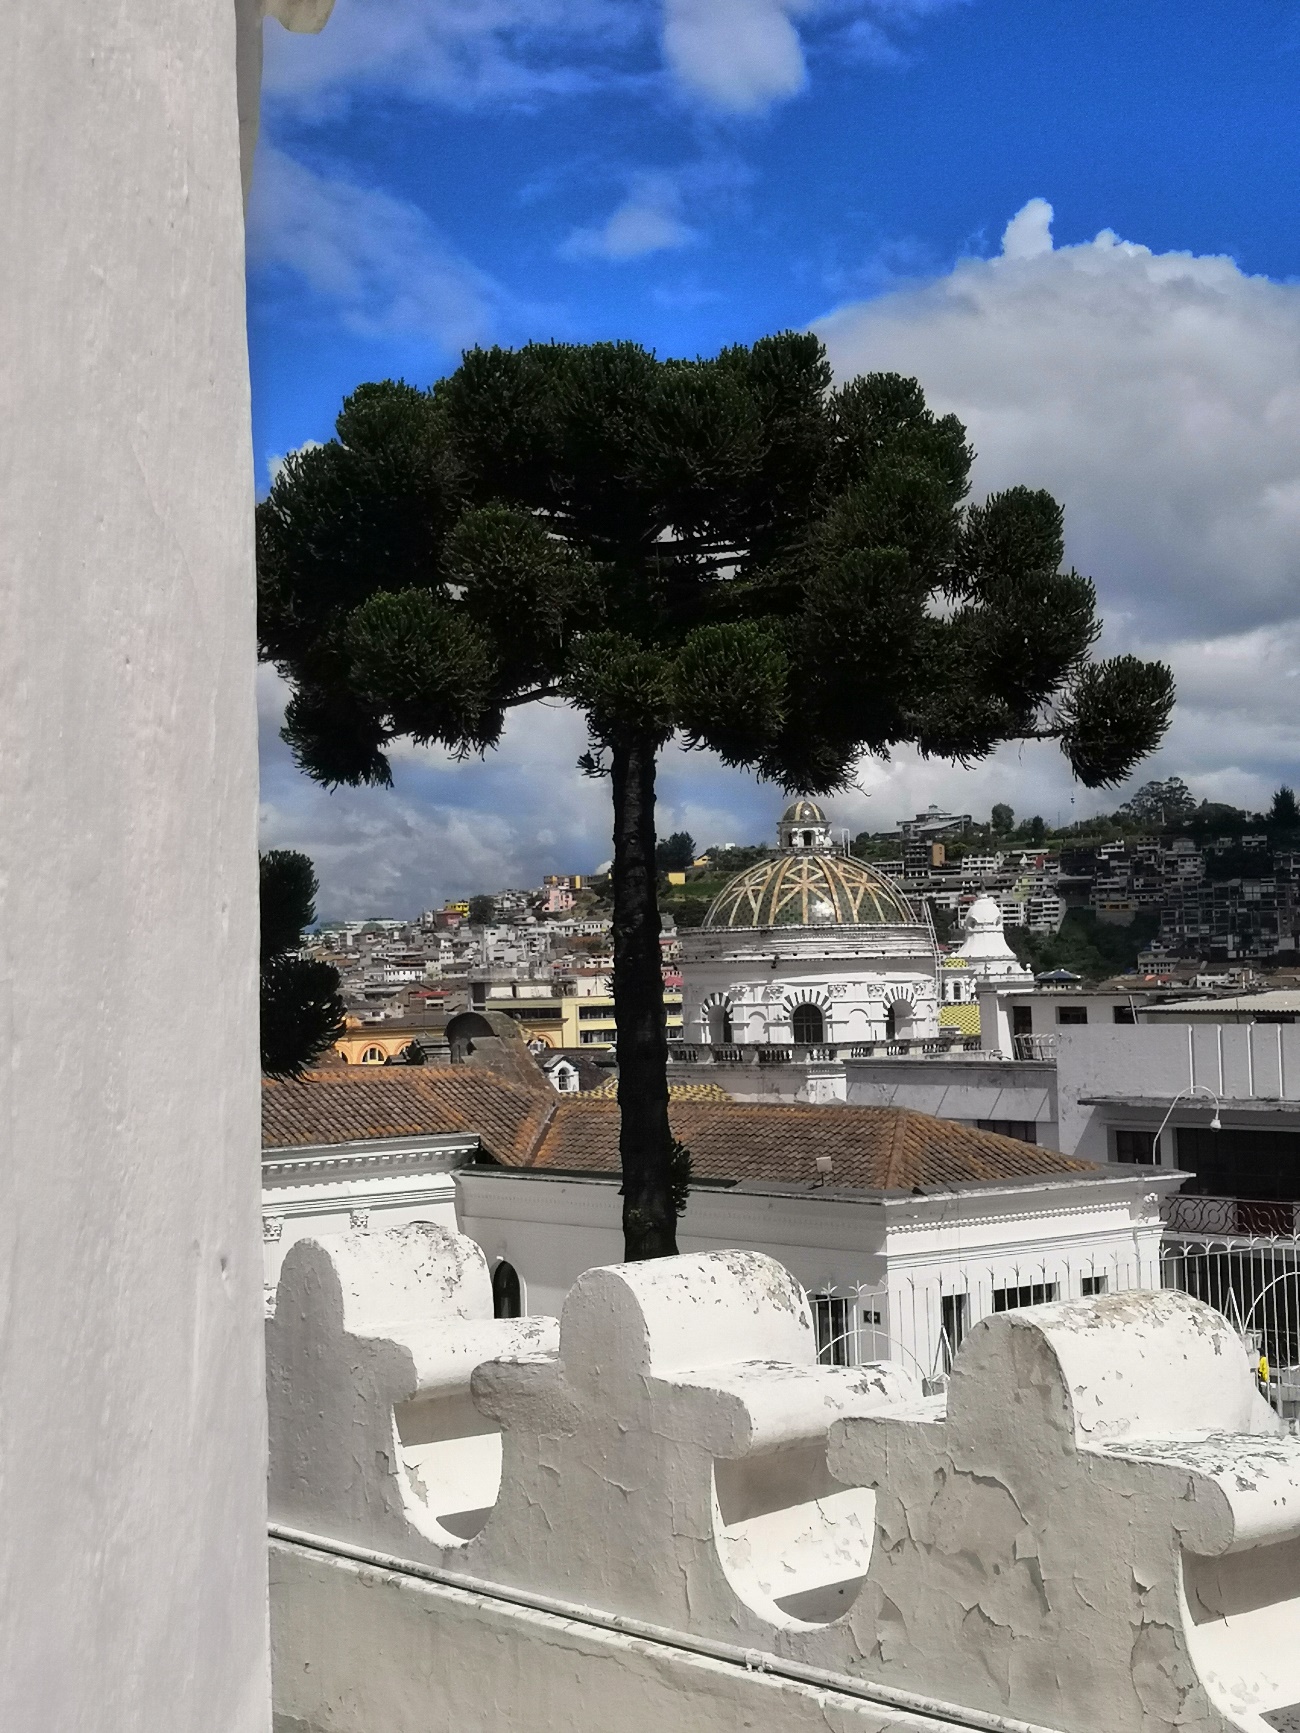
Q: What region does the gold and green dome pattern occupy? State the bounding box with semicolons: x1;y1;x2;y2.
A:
780;798;828;827
703;852;919;930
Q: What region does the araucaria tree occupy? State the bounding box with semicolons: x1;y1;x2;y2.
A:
260;849;345;1079
257;336;1174;1258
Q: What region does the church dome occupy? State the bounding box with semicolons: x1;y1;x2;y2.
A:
703;852;919;930
780;798;827;827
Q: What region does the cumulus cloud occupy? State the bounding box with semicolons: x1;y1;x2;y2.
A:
814;198;1300;816
661;0;809;110
563;175;696;260
246;146;506;353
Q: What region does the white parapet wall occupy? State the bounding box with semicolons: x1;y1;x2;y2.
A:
0;2;327;1727
269;1224;1300;1733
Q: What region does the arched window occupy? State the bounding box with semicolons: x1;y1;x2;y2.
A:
792;1003;824;1044
885;999;914;1041
361;1045;385;1064
708;1002;733;1044
492;1260;522;1320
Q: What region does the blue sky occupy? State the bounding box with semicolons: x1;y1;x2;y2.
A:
251;0;1300;916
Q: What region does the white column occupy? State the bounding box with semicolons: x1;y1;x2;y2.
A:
1;2;268;1725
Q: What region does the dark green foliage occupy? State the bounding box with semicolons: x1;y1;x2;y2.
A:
669;1139;693;1219
991;803;1014;835
1271;786;1300;831
260;955;348;1080
656;831;696;872
260;849;318;963
1007;908;1161;982
668;896;711;927
258;336;1174;1258
468;894;497;925
259;850;345;1079
1120;776;1197;827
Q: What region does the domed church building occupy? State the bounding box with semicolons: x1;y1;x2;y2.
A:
680;801;941;1049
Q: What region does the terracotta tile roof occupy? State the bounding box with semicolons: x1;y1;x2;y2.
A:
261;1066;551;1163
263;1064;1096;1193
523;1099;1097;1191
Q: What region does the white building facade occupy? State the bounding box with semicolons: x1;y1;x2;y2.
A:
681;801;941;1049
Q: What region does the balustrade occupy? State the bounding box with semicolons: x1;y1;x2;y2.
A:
269;1223;1300;1733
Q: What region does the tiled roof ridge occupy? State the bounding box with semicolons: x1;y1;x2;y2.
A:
883;1107;910;1191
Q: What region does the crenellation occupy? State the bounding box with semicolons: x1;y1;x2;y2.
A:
269;1226;1300;1733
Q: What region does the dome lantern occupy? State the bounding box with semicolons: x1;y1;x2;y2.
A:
777;798;831;853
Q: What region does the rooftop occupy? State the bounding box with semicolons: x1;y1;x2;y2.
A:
263;1065;1099;1194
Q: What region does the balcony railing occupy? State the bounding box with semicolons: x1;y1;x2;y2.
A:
1163;1193;1300;1238
667;1035;983;1066
1012;1033;1058;1061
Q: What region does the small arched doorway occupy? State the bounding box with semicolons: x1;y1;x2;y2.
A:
708;1002;734;1044
792;1003;825;1045
492;1260;522;1319
885;998;914;1041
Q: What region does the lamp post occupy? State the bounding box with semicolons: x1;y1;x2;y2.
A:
1153;1084;1222;1164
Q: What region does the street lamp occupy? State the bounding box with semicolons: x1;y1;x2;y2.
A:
1153;1084;1222;1162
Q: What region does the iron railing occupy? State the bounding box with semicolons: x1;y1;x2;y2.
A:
808;1232;1300;1421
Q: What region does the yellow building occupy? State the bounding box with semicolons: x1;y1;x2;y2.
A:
559;990;683;1050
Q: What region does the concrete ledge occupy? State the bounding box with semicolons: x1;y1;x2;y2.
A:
268;1535;1051;1733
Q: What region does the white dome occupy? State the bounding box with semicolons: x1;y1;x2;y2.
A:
962;896;1003;934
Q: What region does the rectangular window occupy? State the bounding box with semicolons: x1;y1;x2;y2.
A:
1112;1004;1136;1024
1012;1006;1034;1037
814;1297;851;1366
992;1282;1059;1312
1080;1274;1109;1297
1056;1006;1088;1025
939;1292;968;1372
977;1119;1038;1145
1113;1128;1158;1165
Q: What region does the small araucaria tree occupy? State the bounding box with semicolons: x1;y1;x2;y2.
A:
257;335;1174;1259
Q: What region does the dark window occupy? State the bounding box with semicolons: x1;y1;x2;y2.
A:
1012;1006;1034;1037
814;1296;851;1365
1080;1274;1109;1297
992;1282;1059;1312
1112;1004;1136;1024
940;1293;968;1372
977;1120;1038;1144
792;1003;825;1044
1113;1128;1158;1165
1177;1125;1300;1202
1056;1006;1088;1025
491;1260;522;1319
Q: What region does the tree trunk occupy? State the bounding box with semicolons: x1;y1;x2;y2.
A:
610;731;677;1260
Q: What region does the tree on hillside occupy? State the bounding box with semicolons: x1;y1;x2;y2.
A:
1120;776;1195;828
991;802;1014;835
260;849;345;1078
467;894;497;926
258;336;1174;1259
1270;786;1300;831
655;830;695;872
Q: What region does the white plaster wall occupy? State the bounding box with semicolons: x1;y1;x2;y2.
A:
0;3;268;1725
1050;1024;1300;1160
270;1540;941;1733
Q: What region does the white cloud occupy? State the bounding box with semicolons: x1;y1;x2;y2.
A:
814;199;1300;816
261;0;632;110
661;0;809;110
246;145;505;353
563;176;696;260
261;0;967;116
999;195;1053;260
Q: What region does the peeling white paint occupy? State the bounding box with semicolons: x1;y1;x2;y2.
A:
270;1231;1300;1733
